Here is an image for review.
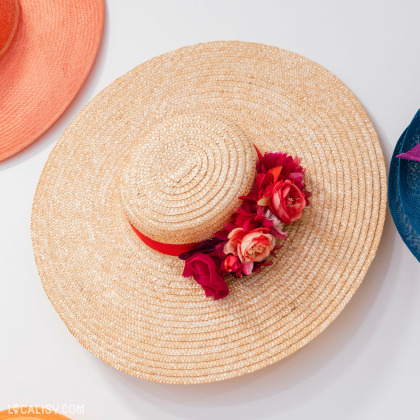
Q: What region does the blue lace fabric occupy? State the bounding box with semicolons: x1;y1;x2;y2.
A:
389;109;420;262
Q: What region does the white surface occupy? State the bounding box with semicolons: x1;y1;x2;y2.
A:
1;0;419;419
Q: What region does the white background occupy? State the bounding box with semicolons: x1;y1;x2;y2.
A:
1;0;420;419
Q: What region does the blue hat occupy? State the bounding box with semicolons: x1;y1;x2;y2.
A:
388;109;420;262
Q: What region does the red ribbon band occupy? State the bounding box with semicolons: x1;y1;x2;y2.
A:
129;221;197;256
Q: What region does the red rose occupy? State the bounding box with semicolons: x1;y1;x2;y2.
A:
182;254;229;300
224;255;242;273
269;179;307;224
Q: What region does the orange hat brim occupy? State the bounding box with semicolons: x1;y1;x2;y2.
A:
0;0;104;161
0;407;71;419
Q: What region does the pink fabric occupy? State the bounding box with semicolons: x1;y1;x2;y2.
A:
397;143;420;162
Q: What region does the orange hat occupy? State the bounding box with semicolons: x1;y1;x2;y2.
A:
0;0;103;161
0;407;71;419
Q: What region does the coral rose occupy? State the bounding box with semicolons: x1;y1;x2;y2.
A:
238;229;275;263
269;179;307;224
224;227;275;264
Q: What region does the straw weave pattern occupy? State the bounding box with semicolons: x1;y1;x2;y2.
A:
32;41;387;384
121;113;257;244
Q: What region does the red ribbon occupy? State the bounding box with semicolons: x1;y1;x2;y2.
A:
129;145;262;256
129;221;197;256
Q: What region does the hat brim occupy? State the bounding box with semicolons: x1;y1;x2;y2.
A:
0;408;70;419
388;111;420;262
32;41;387;384
0;0;103;161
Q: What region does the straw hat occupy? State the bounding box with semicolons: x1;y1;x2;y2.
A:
0;408;70;420
0;0;103;161
32;41;387;384
389;109;420;262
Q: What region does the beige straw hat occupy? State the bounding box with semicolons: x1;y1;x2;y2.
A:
32;41;387;384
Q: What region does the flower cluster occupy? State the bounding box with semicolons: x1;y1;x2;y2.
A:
179;149;311;300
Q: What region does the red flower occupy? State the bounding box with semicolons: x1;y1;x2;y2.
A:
179;149;311;299
183;254;229;300
224;200;270;232
269;179;307;224
224;255;242;273
249;151;310;205
256;151;306;189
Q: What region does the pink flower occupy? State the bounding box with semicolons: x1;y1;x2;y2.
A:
269;179;307;224
183;254;229;300
238;229;276;263
223;227;245;255
224;227;275;264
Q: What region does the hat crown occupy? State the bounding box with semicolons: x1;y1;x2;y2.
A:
121;113;257;245
0;0;19;58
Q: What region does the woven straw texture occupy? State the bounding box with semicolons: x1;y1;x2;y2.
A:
121;113;257;244
32;41;387;384
0;0;103;161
